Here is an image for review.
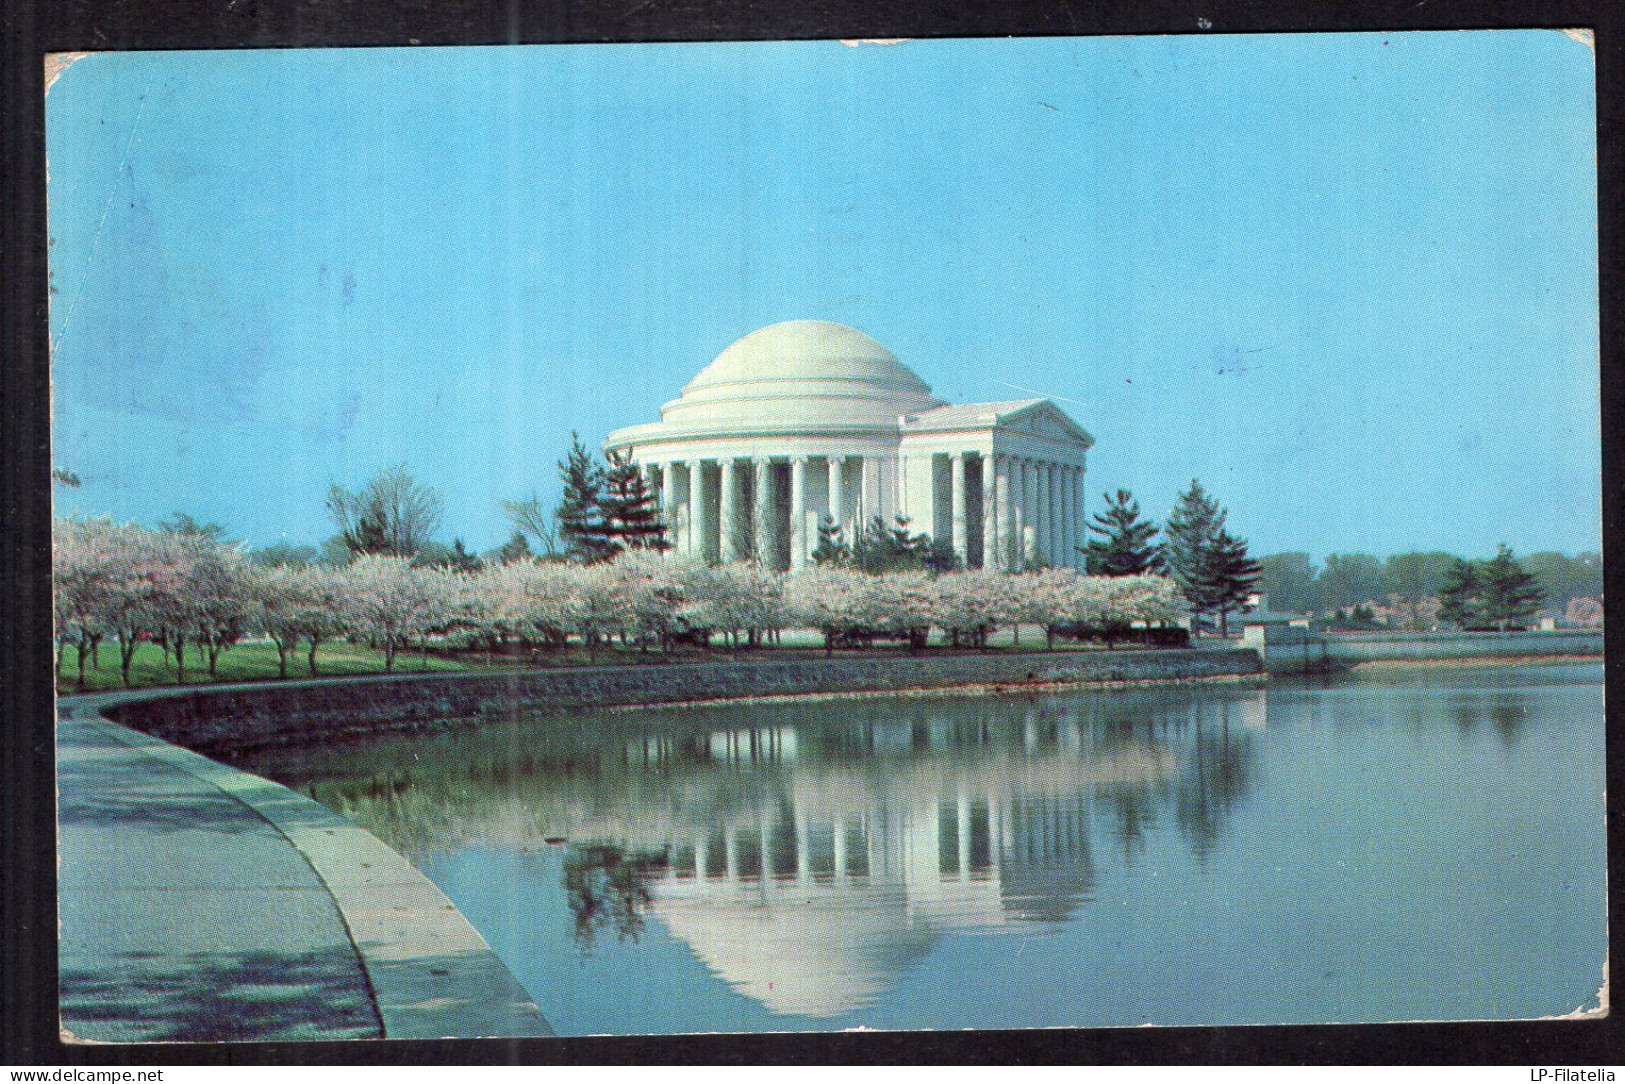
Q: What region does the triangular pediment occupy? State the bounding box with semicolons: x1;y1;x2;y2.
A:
993;399;1094;448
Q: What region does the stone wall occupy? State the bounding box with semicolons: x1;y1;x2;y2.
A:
1240;624;1329;674
1243;625;1604;673
102;647;1263;754
1323;630;1604;664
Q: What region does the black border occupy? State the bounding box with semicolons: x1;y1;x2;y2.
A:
4;0;1621;1066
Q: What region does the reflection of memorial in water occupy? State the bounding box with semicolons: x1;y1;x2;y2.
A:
600;693;1265;1016
240;687;1264;1018
641;785;1114;1016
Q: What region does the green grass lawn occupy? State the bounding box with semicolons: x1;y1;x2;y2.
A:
56;640;468;694
56;625;1190;695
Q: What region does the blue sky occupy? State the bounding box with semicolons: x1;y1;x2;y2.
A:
46;32;1600;558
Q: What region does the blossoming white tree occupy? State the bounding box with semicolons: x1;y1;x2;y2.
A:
52;517;130;685
179;538;255;680
252;564;356;678
342;556;456;672
674;560;788;651
56;513;1193;688
287;566;354;676
923;571;1004;649
610;551;691;650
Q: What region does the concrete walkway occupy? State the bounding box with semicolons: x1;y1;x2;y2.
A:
57;697;552;1043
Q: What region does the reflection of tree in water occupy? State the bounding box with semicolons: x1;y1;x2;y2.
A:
1100;780;1160;864
562;843;669;952
1174;717;1257;866
1446;694;1529;751
1489;701;1529;750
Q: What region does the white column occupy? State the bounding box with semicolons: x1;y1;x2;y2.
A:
789;456;809;570
1007;458;1020;571
687;459;705;560
1031;461;1047;565
1014;458;1027;565
719;458;740;563
1071;466;1086;571
847;456;865;534
752;458;774;567
859;457;878;528
660;464;680;553
1053;464;1066;568
1033;458;1046;565
1054;466;1066;571
981;453;998;570
1021;459;1039;567
950;453;968;567
994;455;1013;572
1061;465;1079;571
827;455;846;544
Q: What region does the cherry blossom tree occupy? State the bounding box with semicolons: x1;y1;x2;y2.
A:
1004;568;1078;648
784;567;930;652
670;560;786;651
103;524;189;686
1566;596;1603;629
1105;573;1187;627
493;560;584;650
52;517;131;686
924;571;1008;649
564;561;631;662
251;565;354;678
610;550;691;650
342;556;456;672
287;566;354;676
194;544;255;679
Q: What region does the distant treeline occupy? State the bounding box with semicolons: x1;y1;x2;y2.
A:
1256;550;1602;618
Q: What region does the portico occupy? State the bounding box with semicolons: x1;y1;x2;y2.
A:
606;321;1093;572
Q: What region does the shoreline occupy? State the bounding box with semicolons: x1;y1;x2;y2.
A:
86;646;1265;755
1347;653;1603;671
71;644;1606;756
597;669;1268;716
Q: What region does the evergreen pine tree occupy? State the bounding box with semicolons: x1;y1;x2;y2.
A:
1163;480;1226;632
850;515;932;574
556;433;615;563
1477;544;1546;631
444;538;482;573
812;514;850;566
492;529;533;565
596;450;671;553
1203;528;1262;636
1083;489;1164;576
923;535;959;575
1436;558;1481;629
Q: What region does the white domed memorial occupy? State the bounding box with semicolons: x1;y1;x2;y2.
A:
605;321;1094;571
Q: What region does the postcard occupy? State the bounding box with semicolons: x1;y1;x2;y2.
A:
46;32;1604;1042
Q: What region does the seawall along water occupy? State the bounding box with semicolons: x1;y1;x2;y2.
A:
103;648;1264;754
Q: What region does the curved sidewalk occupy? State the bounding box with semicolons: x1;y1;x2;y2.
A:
57;694;553;1043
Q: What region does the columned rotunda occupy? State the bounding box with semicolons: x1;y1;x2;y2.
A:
604;320;1093;571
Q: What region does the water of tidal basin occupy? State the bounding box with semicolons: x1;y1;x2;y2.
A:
228;662;1606;1035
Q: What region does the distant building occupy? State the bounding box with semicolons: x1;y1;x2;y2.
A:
605;320;1094;570
1239;592;1313;629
